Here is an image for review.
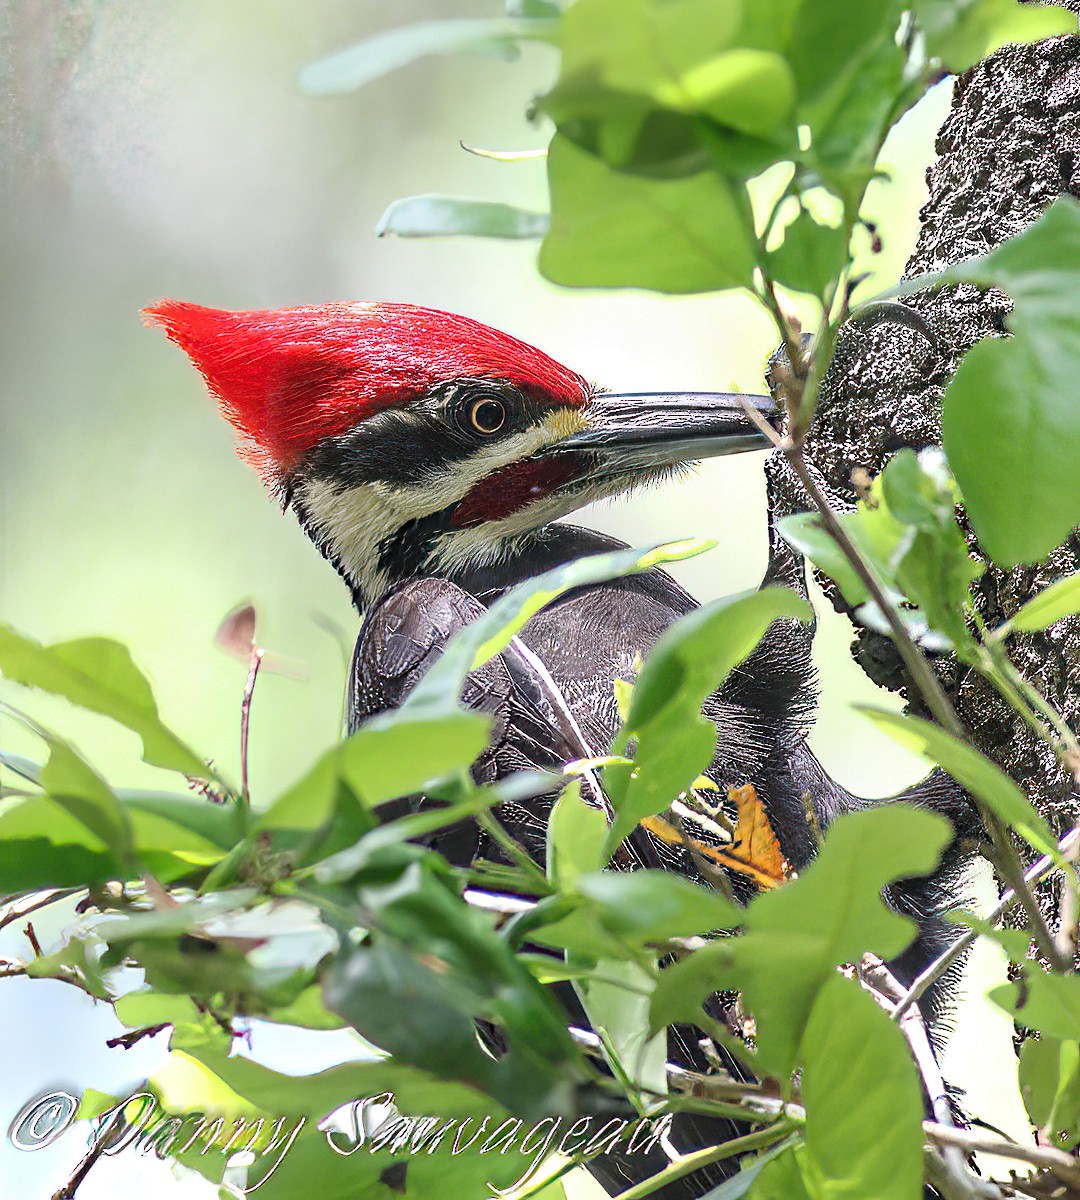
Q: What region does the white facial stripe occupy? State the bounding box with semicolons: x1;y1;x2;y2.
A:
295;408;589;601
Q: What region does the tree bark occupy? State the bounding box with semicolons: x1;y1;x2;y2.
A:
766;22;1080;874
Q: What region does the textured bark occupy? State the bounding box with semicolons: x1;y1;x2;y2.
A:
766;25;1080;862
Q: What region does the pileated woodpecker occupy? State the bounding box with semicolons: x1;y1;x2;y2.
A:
147;299;971;1198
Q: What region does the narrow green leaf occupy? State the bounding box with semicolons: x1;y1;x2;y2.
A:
377;196;549;240
0;627;209;778
299;18;559;96
857;706;1059;859
628;587;813;729
407;539;712;712
605;587;811;850
999;572;1080;636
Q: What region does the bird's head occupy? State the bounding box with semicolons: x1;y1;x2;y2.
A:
145;300;777;607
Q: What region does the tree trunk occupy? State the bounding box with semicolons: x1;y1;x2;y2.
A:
765;20;1080;894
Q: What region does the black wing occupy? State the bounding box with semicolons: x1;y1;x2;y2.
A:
347;576;595;862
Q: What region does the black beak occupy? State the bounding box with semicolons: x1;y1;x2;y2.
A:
547;391;779;476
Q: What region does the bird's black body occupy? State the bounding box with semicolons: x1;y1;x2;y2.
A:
150;298;972;1199
349;522;973;1199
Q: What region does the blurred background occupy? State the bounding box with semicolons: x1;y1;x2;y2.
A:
0;2;1023;1196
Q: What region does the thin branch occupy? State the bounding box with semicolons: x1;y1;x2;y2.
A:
105;1023;170;1050
240;644;265;815
23;921;43;957
925;1122;1080;1190
0;889;70;932
893;825;1080;1022
860;956;974;1191
742;394;1067;971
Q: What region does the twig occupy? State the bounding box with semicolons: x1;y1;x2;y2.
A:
0;889;68;932
925;1122;1080;1190
860;956;973;1191
240;644;265;814
1055;822;1080;963
893;826;1080;1022
106;1023;170;1049
740;396;1066;971
23;921;43;958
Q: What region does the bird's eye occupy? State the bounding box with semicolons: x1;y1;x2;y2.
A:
468;397;506;435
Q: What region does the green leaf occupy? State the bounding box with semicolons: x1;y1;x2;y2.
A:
0;795;121;894
1019;1035;1080;1147
574;869;741;943
800;974;923;1200
546;780;609;885
857;707;1059;859
628;587;813;729
0;627;209;777
711;1136;803;1199
766;208;849;298
577;957;667;1096
747;1144;813;1200
651;805;949;1078
326;859;579;1116
407;539;712;712
120;792;242;852
298;18;559;95
258;711;490;832
663;49;796;137
937;198;1080;565
992;969;1080;1041
777;508;901;609
39;737;133;863
376;196;549;240
605;586;811;850
541;135;757;293
170;1044;533;1199
779;451;982;650
913;0;1074;72
999;572;1080;636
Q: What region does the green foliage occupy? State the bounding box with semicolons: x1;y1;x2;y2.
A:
858;707;1060;860
932;198;1080;566
604;586;812;851
1019;1034;1080;1148
650;805;950;1079
0;625;210;778
998;572;1080;636
376;195;549;240
780;449;982;651
912;0;1074;71
298;17;558;96
799;974;924;1199
8;4;1080;1198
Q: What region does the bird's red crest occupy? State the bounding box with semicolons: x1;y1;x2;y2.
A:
143;300;590;480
